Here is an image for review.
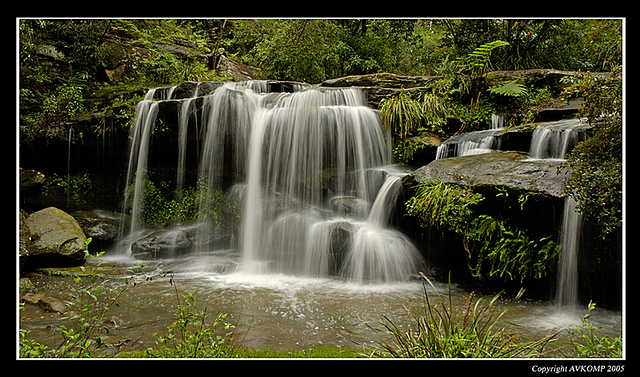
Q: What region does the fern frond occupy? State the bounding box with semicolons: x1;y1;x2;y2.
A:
488;80;527;97
465;40;510;74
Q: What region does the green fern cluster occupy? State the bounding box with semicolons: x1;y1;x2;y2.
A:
465;215;560;282
406;180;559;283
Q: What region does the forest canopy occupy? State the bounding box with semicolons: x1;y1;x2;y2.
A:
19;19;622;86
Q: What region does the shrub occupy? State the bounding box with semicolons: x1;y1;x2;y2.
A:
147;290;235;358
566;301;623;358
406;181;559;283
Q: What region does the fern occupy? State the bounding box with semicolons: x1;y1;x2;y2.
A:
465;40;510;75
465;215;560;283
406;180;484;234
488;80;527;97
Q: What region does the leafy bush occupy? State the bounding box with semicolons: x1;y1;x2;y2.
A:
125;178;243;231
46;172;94;211
21;81;87;140
147;289;235;358
406;180;484;234
406;181;559;283
566;301;623;358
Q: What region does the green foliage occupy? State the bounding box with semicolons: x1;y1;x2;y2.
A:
350;274;559;358
235;19;340;83
19;303;49;358
561;68;622;237
465;40;510;76
406;181;559;283
379;89;422;140
227;345;361;358
419;91;449;132
488;80;527;97
465;215;560;282
450;98;496;131
46;172;94;211
21;80;87;140
380;89;451;162
566;302;623;358
148;290;235;358
438;19;620;72
125;178;243;231
406;180;484;234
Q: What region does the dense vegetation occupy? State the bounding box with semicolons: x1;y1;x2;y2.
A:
19;19;622;138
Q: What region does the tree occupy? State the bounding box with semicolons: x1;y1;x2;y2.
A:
436;19;620;72
236;19;340;83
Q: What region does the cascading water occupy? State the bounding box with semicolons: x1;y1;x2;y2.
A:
435;129;503;159
120;81;424;283
529;118;588;160
491;113;505;130
555;196;583;308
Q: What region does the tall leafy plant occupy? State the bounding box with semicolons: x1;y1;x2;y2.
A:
350;273;559;358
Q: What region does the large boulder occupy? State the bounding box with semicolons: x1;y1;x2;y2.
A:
25;207;87;269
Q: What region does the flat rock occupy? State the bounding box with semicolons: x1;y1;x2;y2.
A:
412;151;571;197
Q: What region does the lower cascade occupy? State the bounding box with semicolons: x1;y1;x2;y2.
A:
555;196;583;308
121;82;424;283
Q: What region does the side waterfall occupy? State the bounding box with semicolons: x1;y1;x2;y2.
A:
555;196;583;308
120;82;423;283
529;119;588;160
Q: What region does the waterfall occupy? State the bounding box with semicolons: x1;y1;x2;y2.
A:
529;119;588;160
491;113;505;130
66;127;73;209
555;196;583;308
120;82;423;283
435;129;502;159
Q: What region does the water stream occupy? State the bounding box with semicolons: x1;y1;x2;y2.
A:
529;119;589;160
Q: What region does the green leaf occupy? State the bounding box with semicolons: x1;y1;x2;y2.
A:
488;80;527;97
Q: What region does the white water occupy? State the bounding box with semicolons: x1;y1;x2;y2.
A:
120;82;424;283
434;117;594;313
491;113;505;129
435;129;503;159
556;196;583;308
529;119;588;160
